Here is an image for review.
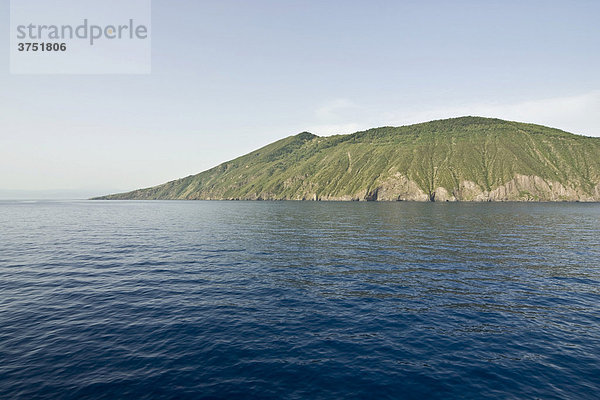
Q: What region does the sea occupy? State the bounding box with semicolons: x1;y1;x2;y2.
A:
1;200;599;399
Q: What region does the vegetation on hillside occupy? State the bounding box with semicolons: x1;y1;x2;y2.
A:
94;117;600;202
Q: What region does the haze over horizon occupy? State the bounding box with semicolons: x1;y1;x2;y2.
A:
1;0;599;198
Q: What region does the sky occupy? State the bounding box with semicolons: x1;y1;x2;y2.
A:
1;0;599;198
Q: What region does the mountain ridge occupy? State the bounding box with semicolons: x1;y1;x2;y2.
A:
94;116;600;202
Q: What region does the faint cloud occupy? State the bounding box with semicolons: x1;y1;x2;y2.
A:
306;91;600;138
310;98;366;136
315;98;362;120
307;123;365;137
385;91;600;137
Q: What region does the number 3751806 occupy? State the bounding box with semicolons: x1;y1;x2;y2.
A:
18;43;67;52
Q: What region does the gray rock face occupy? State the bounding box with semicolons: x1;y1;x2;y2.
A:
376;174;429;201
353;174;600;202
465;174;598;202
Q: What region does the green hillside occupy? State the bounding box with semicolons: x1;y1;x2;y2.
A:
94;117;600;202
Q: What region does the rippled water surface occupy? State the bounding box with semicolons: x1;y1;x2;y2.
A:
1;201;599;399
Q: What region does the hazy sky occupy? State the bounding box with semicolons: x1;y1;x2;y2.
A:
1;0;599;198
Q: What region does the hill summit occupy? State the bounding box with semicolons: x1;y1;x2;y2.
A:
95;117;600;202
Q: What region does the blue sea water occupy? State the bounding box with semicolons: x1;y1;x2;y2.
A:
1;200;599;399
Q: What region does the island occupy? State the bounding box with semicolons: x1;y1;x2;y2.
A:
94;117;600;202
